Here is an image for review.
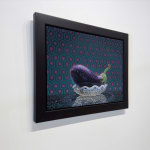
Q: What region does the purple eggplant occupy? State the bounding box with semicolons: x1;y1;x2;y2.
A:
70;64;103;87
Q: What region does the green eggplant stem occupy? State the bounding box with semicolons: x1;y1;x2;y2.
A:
104;64;111;74
101;64;111;84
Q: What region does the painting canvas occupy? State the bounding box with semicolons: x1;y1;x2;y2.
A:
46;25;124;111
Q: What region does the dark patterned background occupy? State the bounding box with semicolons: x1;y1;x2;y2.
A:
46;25;124;110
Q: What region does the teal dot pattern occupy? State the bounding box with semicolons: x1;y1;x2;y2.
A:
46;25;123;99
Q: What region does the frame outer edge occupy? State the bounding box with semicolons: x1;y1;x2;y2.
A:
34;12;129;123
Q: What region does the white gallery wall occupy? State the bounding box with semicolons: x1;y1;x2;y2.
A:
0;0;150;150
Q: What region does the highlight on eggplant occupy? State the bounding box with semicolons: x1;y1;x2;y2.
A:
70;64;111;96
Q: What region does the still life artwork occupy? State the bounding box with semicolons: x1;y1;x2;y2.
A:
46;25;124;111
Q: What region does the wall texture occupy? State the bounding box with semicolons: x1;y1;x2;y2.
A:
0;0;150;150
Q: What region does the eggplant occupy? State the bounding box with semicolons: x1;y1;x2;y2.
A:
70;64;111;87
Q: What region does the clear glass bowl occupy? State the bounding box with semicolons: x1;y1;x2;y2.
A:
72;84;108;96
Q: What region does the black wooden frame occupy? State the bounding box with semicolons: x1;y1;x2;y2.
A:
34;12;128;123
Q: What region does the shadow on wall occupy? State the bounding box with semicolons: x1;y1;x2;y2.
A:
25;20;125;132
32;109;125;131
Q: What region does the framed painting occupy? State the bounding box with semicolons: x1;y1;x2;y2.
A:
34;12;128;123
